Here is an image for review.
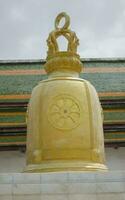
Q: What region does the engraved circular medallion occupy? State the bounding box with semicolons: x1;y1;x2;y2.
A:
48;95;81;130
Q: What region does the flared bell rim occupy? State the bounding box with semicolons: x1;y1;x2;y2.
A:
24;160;108;173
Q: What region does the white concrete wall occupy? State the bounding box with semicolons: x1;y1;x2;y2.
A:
0;147;125;172
105;147;125;170
0;147;125;199
0;172;125;200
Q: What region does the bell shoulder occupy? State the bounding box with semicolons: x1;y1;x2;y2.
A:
31;82;44;98
81;79;98;94
81;79;103;121
26;82;44;121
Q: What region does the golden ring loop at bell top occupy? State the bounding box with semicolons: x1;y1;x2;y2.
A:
55;12;70;30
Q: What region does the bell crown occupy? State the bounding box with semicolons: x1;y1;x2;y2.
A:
44;12;83;74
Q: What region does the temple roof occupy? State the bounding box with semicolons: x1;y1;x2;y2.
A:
0;57;125;64
0;58;125;147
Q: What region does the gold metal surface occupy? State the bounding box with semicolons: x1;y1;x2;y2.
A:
25;12;107;172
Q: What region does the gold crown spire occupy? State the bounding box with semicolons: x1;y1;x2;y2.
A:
44;12;83;74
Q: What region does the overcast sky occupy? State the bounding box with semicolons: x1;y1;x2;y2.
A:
0;0;125;60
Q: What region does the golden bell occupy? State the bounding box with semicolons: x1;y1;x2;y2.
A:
25;12;107;172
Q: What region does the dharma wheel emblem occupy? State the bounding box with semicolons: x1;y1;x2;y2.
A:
48;95;81;130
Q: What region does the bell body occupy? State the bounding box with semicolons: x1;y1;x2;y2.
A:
25;12;107;172
25;71;107;172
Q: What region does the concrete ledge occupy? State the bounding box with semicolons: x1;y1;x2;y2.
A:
0;171;125;199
